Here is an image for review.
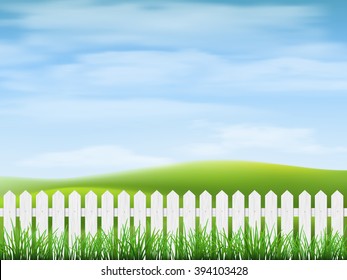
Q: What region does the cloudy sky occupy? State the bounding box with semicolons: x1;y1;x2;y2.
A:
0;0;347;178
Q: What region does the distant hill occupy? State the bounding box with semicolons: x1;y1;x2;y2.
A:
1;161;347;205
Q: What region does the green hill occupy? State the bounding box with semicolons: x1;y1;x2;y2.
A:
1;161;347;206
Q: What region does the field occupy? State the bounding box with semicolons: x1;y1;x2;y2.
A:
1;161;347;206
1;160;347;260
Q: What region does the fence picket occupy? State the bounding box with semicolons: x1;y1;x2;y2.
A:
151;191;163;233
1;190;345;245
36;191;48;236
134;191;146;234
167;191;179;235
265;191;277;240
281;191;293;236
232;191;244;234
331;191;343;235
69;191;81;246
183;191;195;234
4;191;16;236
299;191;311;243
52;191;65;236
315;191;327;238
248;191;261;235
118;191;130;237
20;191;32;231
101;191;114;234
85;191;97;237
200;191;212;233
216;191;228;235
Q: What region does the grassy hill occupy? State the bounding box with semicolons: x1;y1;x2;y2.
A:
1;161;347;206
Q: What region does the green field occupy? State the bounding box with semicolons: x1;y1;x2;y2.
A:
1;161;347;206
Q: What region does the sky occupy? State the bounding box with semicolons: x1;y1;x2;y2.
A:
1;0;347;178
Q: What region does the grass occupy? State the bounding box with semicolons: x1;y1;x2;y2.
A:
1;225;347;260
1;161;347;206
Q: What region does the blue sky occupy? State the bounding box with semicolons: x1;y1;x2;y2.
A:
1;0;347;178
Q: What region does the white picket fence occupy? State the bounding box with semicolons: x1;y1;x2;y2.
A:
0;190;345;245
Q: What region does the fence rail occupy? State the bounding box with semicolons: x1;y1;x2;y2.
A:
0;190;345;245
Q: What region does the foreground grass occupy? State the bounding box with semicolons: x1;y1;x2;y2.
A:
1;226;347;260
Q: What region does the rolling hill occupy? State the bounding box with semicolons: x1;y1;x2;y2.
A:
0;161;347;206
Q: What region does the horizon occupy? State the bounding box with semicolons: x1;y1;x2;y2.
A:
1;0;347;178
1;160;347;180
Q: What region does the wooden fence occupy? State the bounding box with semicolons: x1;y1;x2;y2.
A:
0;190;345;244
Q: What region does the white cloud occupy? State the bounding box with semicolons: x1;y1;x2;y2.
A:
2;2;320;53
0;43;44;67
0;97;255;122
19;145;173;169
186;124;347;157
3;50;347;96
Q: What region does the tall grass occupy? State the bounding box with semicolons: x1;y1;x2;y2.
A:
1;225;347;260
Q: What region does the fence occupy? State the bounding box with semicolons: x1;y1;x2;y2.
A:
0;190;345;244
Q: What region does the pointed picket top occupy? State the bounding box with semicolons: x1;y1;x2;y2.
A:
299;190;310;199
282;190;293;198
52;191;65;209
4;191;15;202
151;190;162;200
332;190;343;204
315;190;327;200
151;191;163;207
118;190;130;200
102;192;114;207
216;190;228;200
86;190;97;199
20;191;31;200
233;190;244;198
332;190;343;198
167;190;179;200
200;190;212;201
53;191;64;201
249;190;260;199
299;191;311;206
102;190;113;197
36;191;48;213
69;191;81;200
184;190;195;200
265;191;277;211
37;190;48;200
102;191;114;207
134;190;146;200
85;191;97;210
266;190;277;199
281;190;293;206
